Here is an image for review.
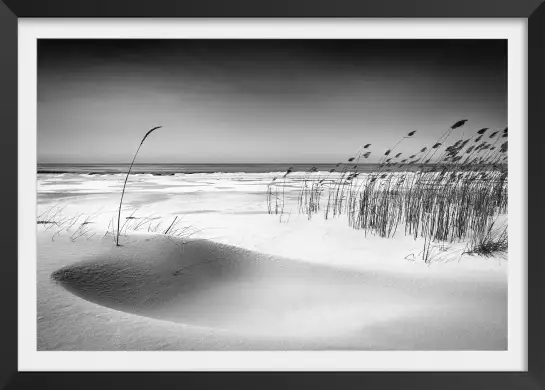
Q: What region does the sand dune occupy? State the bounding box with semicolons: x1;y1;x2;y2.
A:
37;172;508;350
42;231;507;350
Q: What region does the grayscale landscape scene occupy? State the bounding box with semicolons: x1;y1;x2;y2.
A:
37;39;508;350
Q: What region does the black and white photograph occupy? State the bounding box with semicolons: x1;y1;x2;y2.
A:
36;38;509;351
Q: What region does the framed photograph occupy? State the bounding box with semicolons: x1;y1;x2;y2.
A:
1;0;543;389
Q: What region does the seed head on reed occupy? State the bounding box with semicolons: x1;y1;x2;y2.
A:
283;168;292;178
451;119;468;129
141;126;162;144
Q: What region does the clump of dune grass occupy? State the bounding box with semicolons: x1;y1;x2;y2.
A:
38;203;199;244
269;120;508;264
267;167;295;218
267;177;280;215
101;206;199;241
37;204;67;229
116;126;162;246
37;204;106;241
463;221;508;258
298;166;328;219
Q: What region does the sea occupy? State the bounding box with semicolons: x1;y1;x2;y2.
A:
37;163;385;175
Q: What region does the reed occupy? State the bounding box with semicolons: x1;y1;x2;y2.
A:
116;126;162;246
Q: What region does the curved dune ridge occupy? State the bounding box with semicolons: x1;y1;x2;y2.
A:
49;234;507;347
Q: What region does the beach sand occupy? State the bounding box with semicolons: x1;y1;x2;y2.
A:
37;172;508;350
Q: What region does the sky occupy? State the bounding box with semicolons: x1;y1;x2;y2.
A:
38;39;507;164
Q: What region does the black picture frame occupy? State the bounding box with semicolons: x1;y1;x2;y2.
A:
1;0;542;389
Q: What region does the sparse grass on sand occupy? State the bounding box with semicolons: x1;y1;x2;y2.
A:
38;204;199;244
